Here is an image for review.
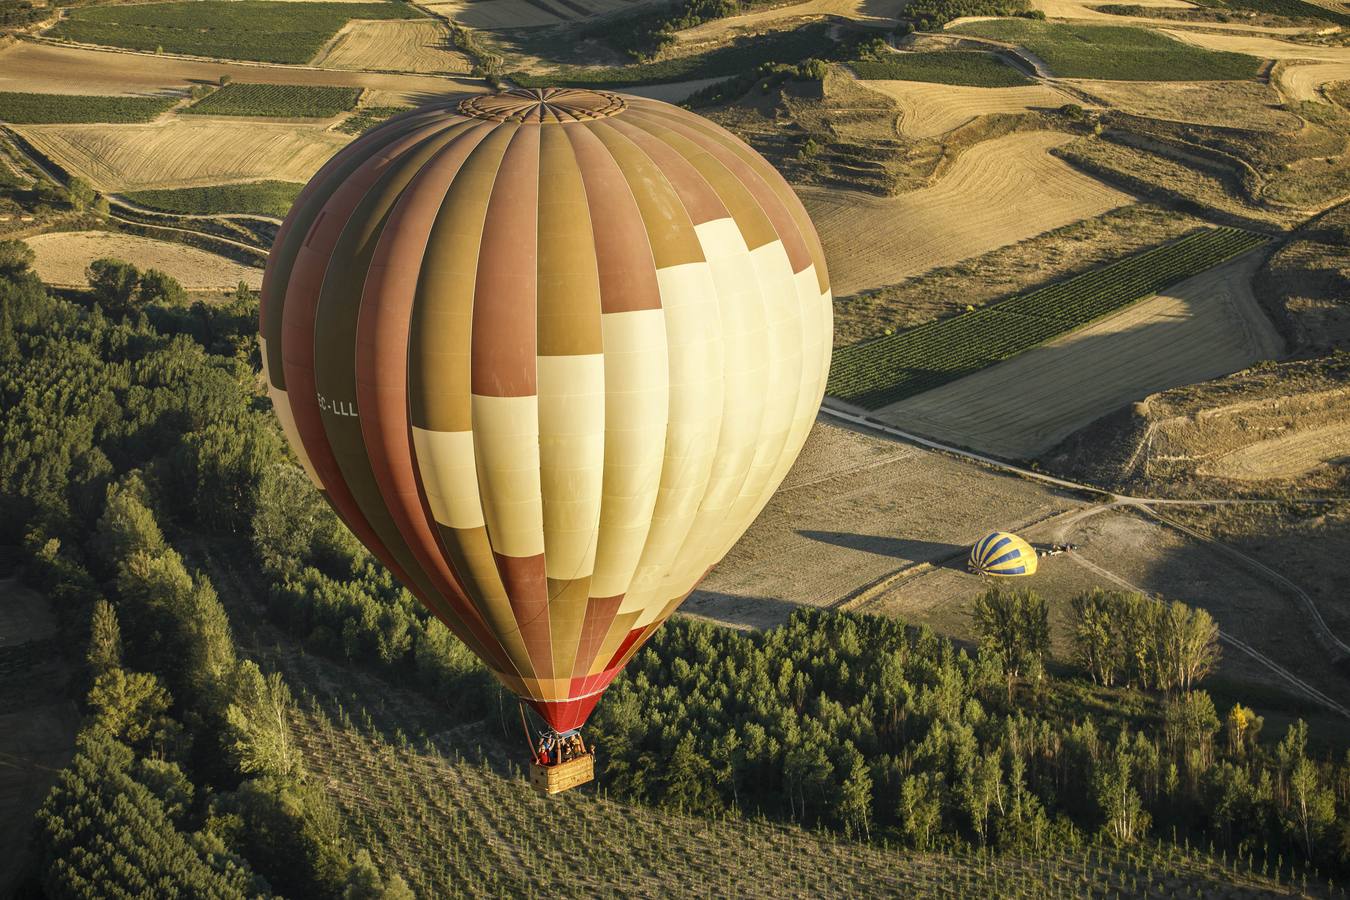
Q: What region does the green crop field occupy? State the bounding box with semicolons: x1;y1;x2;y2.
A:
509;25;828;88
851;51;1033;87
124;181;304;217
1194;0;1350;26
827;227;1269;409
0;91;176;123
336;105;411;135
948;20;1261;81
184;83;361;118
48;1;423;65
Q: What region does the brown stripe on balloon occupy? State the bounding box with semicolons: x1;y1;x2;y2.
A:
495;552;554;681
603;116;729;228
409;124;518;434
616;113;777;251
563;122;661;314
354;121;516;675
628;108;812;276
441;525;539;679
536;125;602;356
471;125;541;398
280;118;461;605
627;100;829;293
313;121;476;615
570;594;623;681
262;108;452;391
584;120;705;271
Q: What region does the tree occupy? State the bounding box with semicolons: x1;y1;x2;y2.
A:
138;268;188;306
1095;734;1149;846
87;257;142;313
1155;599;1220;692
0;295;16;366
0;238;35;277
1070;588;1122;686
1162;690;1220;770
86;668;173;748
972;586;1049;697
1225;703;1263;756
66;176;96;211
837;755;873;839
226;661;300;780
898;772;943;849
343;849;414;899
87;597;123;676
1289;757;1336;858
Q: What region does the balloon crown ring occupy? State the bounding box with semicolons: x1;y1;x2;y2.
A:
457;87;628;124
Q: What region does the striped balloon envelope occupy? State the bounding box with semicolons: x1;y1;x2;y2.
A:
968;532;1038;577
260;88;832;733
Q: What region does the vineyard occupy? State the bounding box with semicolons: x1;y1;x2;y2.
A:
0;91;176;124
827;227;1269;409
184;83;362;118
336;105;411;135
48;1;423;65
124;180;303;217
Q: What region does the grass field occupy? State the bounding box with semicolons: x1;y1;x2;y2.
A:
0;91;176;124
509;26;829;88
123;180;303;217
184;83;361;117
949;20;1262;80
851;51;1033;87
48;1;424;65
827;227;1269;409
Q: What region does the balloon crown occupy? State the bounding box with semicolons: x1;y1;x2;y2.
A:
458;87;628;123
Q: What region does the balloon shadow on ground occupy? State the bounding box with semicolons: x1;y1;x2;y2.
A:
796;530;969;571
681;590;803;631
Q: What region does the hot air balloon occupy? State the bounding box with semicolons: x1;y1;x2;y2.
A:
259;88;832;788
968;532;1038;577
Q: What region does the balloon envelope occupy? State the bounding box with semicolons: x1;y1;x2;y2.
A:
260;88;833;731
969;532;1038;577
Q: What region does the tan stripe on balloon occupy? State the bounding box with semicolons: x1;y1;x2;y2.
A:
537;125;603;357
537;354;605;580
471;394;545;559
586;610;641;677
410;427;484;529
589;308;668;600
441;524;537;678
546;576;590;682
410;124;518;433
260;337;321;488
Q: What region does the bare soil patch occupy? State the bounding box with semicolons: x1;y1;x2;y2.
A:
25;229;264;288
1279;60;1350;101
1200;420;1350;480
875;252;1282;459
311;19;472;73
857;79;1075;138
16;119;351;190
687;419;1085;629
803;130;1130;297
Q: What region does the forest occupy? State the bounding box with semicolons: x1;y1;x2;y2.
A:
1;247;1347;895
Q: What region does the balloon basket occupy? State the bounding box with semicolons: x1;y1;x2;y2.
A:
530;753;594;796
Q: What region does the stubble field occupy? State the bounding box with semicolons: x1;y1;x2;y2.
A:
856;79;1074;138
24;230;265;288
310;19;473;73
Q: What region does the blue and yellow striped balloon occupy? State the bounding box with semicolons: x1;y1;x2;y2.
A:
969;532;1038;577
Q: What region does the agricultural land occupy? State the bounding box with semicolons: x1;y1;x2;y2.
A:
2;0;1350;892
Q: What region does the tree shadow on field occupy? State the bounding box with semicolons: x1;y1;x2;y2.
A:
797;530;968;570
681;590;802;631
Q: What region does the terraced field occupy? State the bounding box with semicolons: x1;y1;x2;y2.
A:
856;80;1073;138
803;131;1129;297
827;227;1269;409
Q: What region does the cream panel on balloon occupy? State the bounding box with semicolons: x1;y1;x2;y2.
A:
537;353;606;581
410;427;484;530
470;394;545;559
665;218;769;582
259;336;323;488
590;308;669;600
622;260;725;619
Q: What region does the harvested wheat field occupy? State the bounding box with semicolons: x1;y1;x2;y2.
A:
1072;79;1300;130
1028;0;1312;32
1159;28;1350;62
803;131;1130;297
686;420;1084;629
25;231;264;289
310;19;471;73
1198;422;1350;481
858;80;1075;138
0;41;479;102
674;0;906;45
15;120;351;190
1278;61;1350;102
875;253;1283;459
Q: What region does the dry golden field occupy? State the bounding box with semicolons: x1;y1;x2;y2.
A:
803;130;1130;297
25;230;264;289
1071;79;1301;129
874;253;1283;458
14;120;352;190
310;19;473;73
856;79;1075;138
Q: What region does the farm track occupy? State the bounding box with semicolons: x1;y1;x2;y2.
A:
820;405;1350;716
